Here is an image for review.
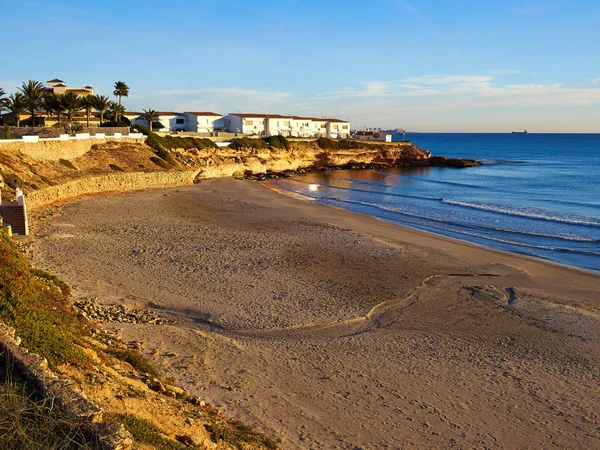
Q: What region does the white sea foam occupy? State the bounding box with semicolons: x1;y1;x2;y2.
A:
443;200;600;227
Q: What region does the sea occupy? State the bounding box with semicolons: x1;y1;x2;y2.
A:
270;133;600;273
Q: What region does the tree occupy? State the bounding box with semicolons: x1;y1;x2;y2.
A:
41;93;61;125
81;96;94;128
91;94;111;125
113;81;129;122
141;108;159;131
4;93;27;126
109;101;125;123
59;91;82;126
18;80;45;127
0;87;6;122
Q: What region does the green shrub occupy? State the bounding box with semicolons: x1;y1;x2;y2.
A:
229;137;270;150
106;346;160;377
113;414;188;450
101;118;131;127
262;135;290;150
316;137;376;150
0;231;89;368
133;124;150;135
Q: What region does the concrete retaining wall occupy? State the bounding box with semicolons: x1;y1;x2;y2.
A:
2;126;130;139
26;170;200;209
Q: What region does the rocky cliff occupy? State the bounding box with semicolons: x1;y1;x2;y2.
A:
0;138;433;208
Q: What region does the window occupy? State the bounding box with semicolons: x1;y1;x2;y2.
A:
333;125;339;130
176;118;184;124
245;120;253;125
342;125;348;130
283;121;290;126
321;124;326;128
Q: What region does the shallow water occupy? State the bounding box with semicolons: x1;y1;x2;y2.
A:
271;133;600;272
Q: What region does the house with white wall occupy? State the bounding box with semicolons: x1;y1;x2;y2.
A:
223;113;350;138
132;112;187;131
183;112;224;133
353;130;393;142
123;111;143;125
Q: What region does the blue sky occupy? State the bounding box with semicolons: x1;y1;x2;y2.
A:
2;0;600;131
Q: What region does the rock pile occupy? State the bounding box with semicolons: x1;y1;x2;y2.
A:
74;298;167;325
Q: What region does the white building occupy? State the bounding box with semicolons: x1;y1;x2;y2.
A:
123;111;143;125
133;112;187;132
353;130;393;142
183;112;224;133
222;113;350;138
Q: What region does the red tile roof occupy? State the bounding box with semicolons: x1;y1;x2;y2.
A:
185;111;223;116
230;113;291;119
229;113;348;123
156;112;181;116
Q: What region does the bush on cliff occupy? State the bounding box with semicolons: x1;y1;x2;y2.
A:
316;137;375;150
133;124;150;135
229;137;270;150
229;135;290;150
262;135;290;150
0;230;89;368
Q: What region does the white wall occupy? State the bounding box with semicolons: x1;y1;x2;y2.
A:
170;115;187;131
223;114;244;134
184;114;224;133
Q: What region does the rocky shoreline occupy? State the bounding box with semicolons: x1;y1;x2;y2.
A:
240;155;480;180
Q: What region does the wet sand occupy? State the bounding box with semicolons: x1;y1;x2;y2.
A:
32;178;600;449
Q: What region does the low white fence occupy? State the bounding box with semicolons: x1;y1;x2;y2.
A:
0;133;144;144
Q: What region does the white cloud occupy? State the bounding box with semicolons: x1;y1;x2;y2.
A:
591;78;600;85
318;74;600;109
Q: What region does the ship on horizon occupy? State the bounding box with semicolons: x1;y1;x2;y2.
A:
512;129;528;134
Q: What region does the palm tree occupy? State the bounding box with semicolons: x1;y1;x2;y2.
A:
109;101;125;123
4;93;27;126
59;91;82;126
91;94;111;125
81;96;94;128
0;87;6;123
113;81;129;122
141;108;159;132
18;80;45;127
41;93;60;125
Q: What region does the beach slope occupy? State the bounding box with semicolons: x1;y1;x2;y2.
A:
32;179;600;449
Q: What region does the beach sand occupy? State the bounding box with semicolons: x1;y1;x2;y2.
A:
31;178;600;449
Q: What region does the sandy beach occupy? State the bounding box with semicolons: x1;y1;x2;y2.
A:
31;178;600;449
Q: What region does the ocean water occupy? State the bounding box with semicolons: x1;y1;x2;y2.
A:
270;133;600;272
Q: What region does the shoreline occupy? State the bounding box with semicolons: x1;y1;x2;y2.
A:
262;179;599;277
30;179;600;449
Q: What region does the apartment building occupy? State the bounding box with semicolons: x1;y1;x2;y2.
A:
222;113;350;138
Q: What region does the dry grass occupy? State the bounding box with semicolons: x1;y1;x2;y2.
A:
0;355;100;449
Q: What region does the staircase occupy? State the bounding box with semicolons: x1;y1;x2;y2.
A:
0;202;28;235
